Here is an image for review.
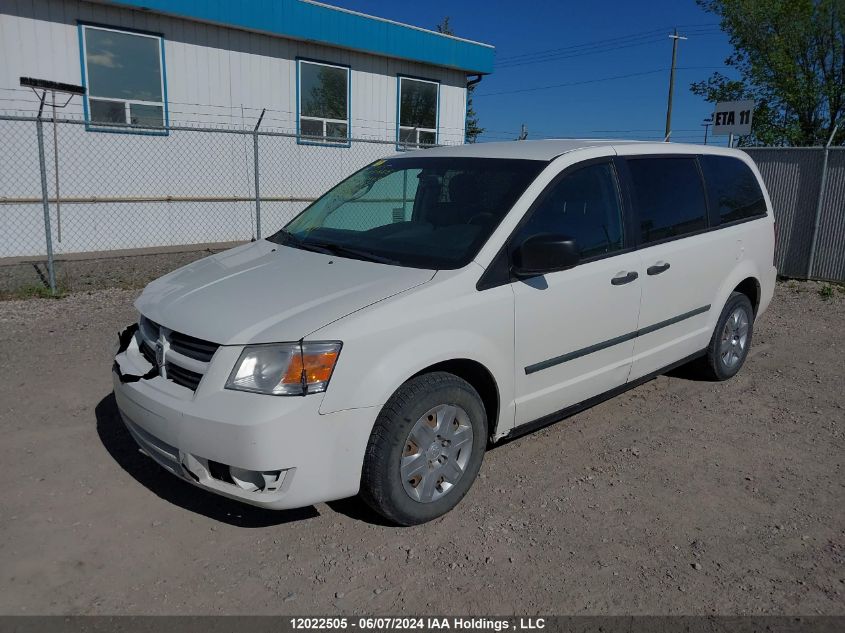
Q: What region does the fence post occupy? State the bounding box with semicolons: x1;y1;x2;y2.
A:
806;124;839;280
252;108;266;240
35;117;58;295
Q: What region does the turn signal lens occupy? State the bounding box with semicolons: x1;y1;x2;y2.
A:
226;341;342;396
281;348;340;387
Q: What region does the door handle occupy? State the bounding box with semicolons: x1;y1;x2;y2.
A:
647;261;671;275
611;271;639;285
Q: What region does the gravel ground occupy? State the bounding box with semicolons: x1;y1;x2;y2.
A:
0;280;842;615
0;245;236;297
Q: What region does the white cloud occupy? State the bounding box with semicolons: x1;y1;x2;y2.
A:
87;51;121;69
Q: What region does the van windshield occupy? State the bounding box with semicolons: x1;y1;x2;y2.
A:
268;157;546;269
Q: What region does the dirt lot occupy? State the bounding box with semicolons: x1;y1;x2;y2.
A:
0;244;237;298
0;280;842;615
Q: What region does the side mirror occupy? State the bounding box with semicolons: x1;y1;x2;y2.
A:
512;234;580;278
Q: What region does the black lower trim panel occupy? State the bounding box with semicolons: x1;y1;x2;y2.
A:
502;349;706;442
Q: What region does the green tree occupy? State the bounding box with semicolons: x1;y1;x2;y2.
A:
436;17;485;143
691;0;844;146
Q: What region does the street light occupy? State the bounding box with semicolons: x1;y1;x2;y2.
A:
701;116;713;145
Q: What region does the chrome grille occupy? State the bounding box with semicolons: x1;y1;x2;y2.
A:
136;315;220;392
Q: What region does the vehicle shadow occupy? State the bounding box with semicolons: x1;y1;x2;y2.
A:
664;361;711;381
326;497;396;527
94;393;320;527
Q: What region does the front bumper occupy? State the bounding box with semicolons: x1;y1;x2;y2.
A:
112;334;377;510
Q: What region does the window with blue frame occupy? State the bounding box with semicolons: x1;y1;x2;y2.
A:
80;24;166;129
298;60;350;143
397;77;438;148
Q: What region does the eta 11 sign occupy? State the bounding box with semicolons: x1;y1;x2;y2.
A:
713;100;754;136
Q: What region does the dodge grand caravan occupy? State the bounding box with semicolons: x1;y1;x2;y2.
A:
113;140;776;525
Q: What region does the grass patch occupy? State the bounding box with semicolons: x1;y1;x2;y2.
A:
3;284;66;300
818;284;834;300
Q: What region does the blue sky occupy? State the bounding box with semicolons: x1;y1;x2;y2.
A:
327;0;737;146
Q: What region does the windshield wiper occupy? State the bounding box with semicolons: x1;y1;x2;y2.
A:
305;240;398;265
273;230;334;255
269;229;300;246
272;231;397;265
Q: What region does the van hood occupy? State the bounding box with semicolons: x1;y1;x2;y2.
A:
135;240;435;345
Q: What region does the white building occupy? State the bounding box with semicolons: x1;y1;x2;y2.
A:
0;0;494;257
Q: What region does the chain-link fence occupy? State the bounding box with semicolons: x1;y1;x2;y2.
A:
2;114;844;295
0;114;435;292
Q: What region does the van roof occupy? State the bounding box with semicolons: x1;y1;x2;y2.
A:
404;139;745;162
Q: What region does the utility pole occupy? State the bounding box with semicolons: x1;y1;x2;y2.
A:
664;29;687;141
702;116;713;145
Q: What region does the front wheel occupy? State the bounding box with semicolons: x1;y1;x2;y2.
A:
697;291;755;381
360;372;488;526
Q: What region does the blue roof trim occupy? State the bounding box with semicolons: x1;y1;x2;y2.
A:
101;0;495;74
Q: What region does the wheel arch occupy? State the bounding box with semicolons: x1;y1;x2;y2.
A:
709;260;763;333
410;358;500;440
733;276;761;315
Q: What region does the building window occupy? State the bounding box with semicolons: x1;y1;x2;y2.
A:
80;24;167;130
397;76;439;149
298;60;350;144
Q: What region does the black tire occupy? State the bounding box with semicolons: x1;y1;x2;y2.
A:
360;371;488;526
696;291;755;381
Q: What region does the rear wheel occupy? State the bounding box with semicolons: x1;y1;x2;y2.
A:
697;291;754;380
360;372;487;526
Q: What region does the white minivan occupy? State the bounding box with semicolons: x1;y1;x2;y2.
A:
113;140;776;525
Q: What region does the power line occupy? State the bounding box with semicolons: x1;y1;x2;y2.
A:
496;31;721;70
498;38;667;69
498;32;668;66
496;23;720;64
497;29;720;69
497;29;665;62
475;66;727;98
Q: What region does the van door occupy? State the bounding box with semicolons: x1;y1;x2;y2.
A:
512;160;642;427
621;156;734;380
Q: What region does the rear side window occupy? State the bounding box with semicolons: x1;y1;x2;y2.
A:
700;155;767;224
514;162;624;259
627;157;707;244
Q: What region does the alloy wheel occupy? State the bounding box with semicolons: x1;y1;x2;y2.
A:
720;306;750;368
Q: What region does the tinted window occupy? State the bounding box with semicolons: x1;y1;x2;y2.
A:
273;158;544;270
627;157;707;244
700;155;766;224
514;162;624;259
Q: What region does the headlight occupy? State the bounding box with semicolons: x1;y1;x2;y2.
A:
225;341;342;396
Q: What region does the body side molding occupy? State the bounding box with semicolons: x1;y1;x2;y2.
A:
525;305;710;375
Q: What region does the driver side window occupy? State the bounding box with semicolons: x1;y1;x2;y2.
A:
515;162;624;259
